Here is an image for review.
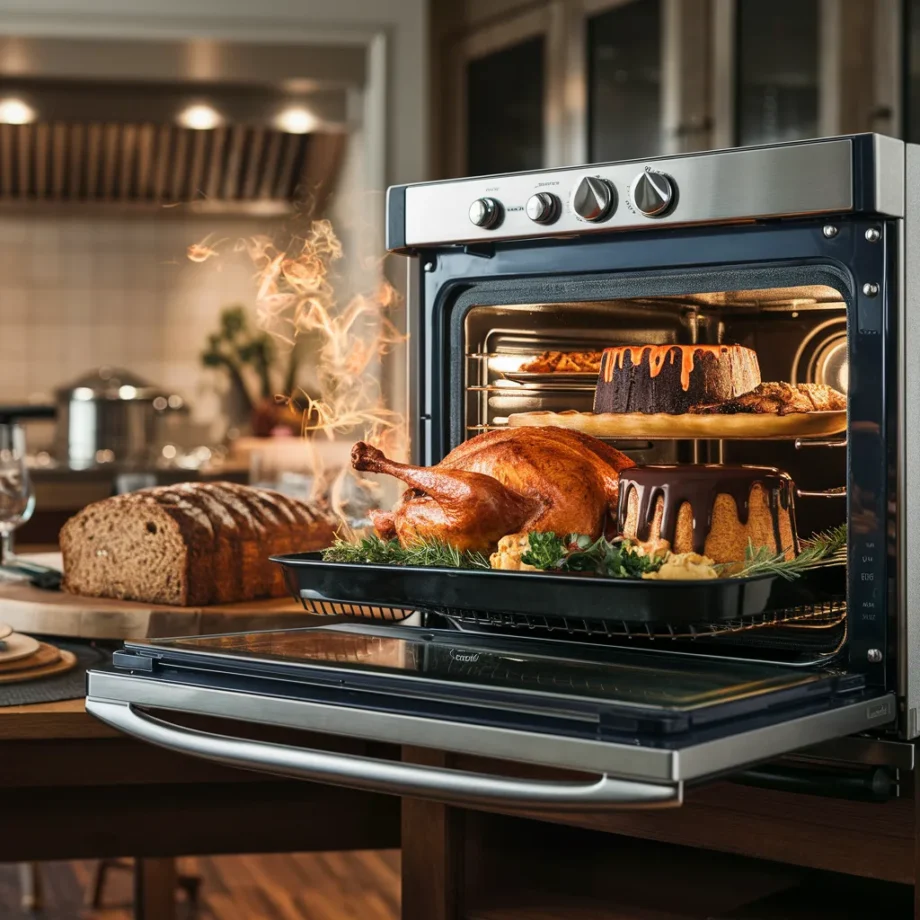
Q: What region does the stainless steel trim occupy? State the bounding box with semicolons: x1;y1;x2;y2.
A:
872;134;905;218
402;138;855;247
901;146;919;737
86;670;895;785
86;698;679;810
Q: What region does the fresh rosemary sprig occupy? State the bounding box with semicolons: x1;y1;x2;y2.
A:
321;535;490;570
728;524;847;581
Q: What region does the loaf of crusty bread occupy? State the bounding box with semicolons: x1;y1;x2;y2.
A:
59;482;336;606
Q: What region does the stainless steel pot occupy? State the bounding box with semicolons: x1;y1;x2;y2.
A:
55;367;185;469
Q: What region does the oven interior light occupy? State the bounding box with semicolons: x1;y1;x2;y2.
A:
489;355;528;374
177;103;223;131
118;384;138;399
275;106;317;134
0;98;36;125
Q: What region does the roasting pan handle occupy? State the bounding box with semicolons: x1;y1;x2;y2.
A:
86;698;680;810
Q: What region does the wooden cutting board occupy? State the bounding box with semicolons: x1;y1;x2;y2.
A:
0;553;318;640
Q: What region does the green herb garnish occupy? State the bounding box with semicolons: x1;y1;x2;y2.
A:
322;535;490;570
523;532;665;578
728;524;847;581
520;531;570;570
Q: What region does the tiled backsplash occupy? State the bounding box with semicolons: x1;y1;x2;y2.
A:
0;212;279;443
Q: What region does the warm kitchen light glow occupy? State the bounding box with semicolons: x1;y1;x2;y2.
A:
118;385;138;399
274;106;317;134
177;103;223;130
0;98;36;125
72;387;94;401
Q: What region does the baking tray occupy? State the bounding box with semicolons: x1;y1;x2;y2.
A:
272;552;842;626
508;409;847;440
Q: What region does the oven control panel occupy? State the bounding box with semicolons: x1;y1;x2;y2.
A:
394;138;859;250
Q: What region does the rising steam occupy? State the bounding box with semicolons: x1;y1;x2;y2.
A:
189;219;406;531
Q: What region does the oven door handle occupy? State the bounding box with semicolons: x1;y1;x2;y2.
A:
87;698;680;810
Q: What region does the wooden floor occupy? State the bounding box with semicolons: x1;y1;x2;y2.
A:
0;851;400;920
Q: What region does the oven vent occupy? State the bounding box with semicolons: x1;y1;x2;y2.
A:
0;122;346;214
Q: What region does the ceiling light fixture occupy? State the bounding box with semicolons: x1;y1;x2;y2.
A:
177;103;223;130
0;98;36;125
275;106;317;134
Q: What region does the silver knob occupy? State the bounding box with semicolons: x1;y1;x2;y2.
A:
632;170;675;217
572;176;615;222
469;197;502;229
526;192;559;224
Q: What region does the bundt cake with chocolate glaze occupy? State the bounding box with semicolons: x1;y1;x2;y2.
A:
618;464;797;565
594;344;761;415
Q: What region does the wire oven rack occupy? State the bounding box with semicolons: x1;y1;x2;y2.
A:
295;595;846;642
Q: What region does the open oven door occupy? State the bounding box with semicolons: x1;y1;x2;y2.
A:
85;622;894;810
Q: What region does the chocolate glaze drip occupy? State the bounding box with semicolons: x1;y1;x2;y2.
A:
594;344;761;415
616;464;797;556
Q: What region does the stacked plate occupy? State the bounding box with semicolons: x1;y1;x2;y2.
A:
0;624;76;684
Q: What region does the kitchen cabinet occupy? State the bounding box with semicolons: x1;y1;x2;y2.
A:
733;0;821;147
400;747;917;920
443;6;565;177
435;0;905;178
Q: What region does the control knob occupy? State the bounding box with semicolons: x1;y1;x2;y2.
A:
572;176;615;222
632;170;675;217
526;192;560;224
469;197;502;229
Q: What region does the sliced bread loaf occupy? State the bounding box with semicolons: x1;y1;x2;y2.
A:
60;482;335;607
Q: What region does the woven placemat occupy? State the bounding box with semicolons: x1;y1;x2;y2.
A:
0;640;112;706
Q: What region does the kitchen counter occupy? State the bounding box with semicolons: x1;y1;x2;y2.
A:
399;747;918;920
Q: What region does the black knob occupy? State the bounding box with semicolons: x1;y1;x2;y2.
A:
572;176;615;222
632;170;675;216
469;197;502;229
526;192;560;224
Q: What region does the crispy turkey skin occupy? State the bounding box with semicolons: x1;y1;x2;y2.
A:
352;427;634;554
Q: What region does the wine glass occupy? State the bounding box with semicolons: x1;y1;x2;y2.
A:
0;423;35;565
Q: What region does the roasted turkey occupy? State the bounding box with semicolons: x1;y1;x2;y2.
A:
351;427;634;554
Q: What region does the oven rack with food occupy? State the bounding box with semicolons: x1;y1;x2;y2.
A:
467;343;849;442
274;548;846;632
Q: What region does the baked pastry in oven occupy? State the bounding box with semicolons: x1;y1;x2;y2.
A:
519;351;603;373
593;344;761;415
690;382;846;415
618;464;798;565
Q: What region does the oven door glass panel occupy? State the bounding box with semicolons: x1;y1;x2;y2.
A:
87;622;893;801
466;36;545;176
735;0;819;146
588;0;664;162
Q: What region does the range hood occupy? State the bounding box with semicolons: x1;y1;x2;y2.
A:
0;37;359;215
0;118;347;214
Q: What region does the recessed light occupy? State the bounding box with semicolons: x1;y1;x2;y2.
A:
177;103;223;130
0;98;36;125
275;106;317;134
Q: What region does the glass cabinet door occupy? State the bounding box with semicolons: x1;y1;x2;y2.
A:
734;0;820;146
586;0;664;162
907;0;920;141
466;36;546;176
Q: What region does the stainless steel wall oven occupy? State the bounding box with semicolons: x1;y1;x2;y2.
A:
86;134;918;809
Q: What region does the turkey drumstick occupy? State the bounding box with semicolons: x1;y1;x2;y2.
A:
352;442;536;553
